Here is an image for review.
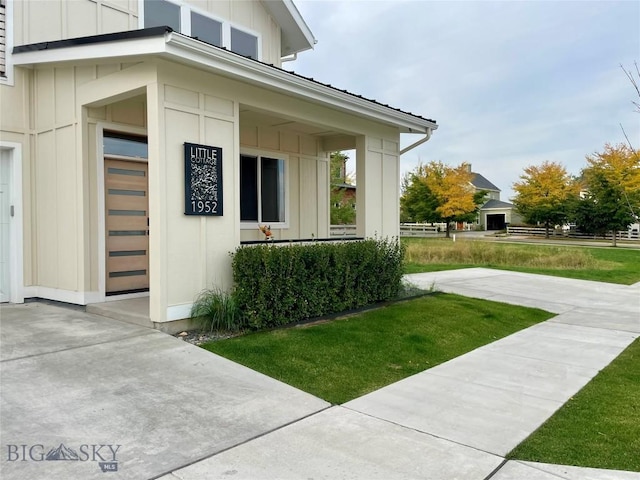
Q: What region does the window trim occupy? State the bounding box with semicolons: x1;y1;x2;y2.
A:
0;0;14;85
240;148;289;229
138;0;261;60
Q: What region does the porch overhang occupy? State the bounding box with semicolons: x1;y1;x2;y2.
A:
13;27;438;135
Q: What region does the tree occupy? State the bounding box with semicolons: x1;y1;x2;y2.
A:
330;152;356;225
400;167;440;224
400;161;485;238
580;143;640;246
330;188;356;225
621;62;640;114
512;161;579;238
330;151;354;184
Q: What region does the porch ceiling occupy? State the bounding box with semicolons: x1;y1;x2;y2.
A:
240;108;341;136
240;107;356;151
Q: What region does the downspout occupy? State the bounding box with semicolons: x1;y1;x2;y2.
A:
399;127;435;155
281;53;298;63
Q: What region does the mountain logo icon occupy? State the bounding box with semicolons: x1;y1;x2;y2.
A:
45;443;80;461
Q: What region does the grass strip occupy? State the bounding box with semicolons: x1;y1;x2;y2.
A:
403;238;640;284
202;293;552;404
508;338;640;472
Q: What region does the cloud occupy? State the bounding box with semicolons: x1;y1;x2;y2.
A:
290;0;640;200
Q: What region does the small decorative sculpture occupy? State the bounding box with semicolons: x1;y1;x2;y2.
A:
258;224;273;240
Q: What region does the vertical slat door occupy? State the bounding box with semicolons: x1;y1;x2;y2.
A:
105;159;149;293
0;154;9;302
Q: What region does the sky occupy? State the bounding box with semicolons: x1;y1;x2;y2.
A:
285;0;640;202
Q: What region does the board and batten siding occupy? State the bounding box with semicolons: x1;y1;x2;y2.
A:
11;0;282;66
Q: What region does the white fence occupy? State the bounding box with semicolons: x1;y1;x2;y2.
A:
330;225;358;237
507;226;640;241
331;224;451;238
400;223;444;237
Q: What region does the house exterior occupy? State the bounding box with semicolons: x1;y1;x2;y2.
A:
469;168;521;230
0;0;437;329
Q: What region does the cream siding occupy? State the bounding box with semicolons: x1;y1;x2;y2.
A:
12;1;282;66
2;26;416;326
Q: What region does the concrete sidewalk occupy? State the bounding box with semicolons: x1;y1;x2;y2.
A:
2;270;639;479
0;302;329;479
162;269;640;480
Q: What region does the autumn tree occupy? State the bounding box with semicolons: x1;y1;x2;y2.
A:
400;166;440;224
580;143;640;246
512;161;579;238
400;161;485;237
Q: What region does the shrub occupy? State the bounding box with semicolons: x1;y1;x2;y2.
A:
232;238;405;329
190;288;244;332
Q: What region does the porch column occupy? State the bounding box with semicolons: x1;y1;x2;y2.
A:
355;134;402;239
146;81;168;324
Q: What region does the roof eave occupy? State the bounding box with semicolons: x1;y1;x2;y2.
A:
261;0;316;57
12;29;436;133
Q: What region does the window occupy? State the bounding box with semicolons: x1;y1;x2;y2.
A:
231;27;258;60
0;0;7;78
191;11;222;47
142;0;259;59
143;0;180;31
240;155;285;224
104;132;148;158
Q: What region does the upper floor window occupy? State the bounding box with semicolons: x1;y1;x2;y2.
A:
0;0;7;78
191;11;222;47
144;0;179;32
142;0;259;59
231;27;257;60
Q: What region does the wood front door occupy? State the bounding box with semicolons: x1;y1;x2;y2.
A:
105;158;149;294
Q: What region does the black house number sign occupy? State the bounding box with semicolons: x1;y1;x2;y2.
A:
184;142;223;216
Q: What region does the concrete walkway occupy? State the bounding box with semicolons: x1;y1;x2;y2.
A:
1;269;639;479
0;302;329;479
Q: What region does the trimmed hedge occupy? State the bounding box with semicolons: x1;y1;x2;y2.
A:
232;238;405;329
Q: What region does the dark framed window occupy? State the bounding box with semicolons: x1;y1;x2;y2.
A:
104;132;148;158
240;155;285;223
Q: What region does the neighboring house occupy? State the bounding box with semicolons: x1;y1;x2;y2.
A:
331;182;356;206
468;166;522;230
0;0;437;329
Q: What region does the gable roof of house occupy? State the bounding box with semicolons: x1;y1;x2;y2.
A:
13;27;438;134
262;0;316;56
481;199;514;209
331;182;356;190
471;173;500;192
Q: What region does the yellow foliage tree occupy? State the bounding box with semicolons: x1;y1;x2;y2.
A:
512;161;579;238
581;143;640;246
421;161;480;237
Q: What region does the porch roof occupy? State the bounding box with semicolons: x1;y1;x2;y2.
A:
13;27;438;135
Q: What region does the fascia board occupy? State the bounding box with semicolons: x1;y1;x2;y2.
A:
12;36;167;66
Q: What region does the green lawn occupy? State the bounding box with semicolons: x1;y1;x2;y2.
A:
508;338;640;472
202;294;552;404
403;238;640;284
